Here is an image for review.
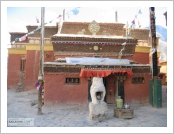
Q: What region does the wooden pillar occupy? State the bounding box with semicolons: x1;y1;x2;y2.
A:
37;7;45;115
149;7;158;78
149;7;162;108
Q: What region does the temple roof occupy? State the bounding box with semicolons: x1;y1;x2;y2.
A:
9;32;28;34
51;34;137;43
52;34;133;39
44;57;150;67
44;57;152;77
60;21;125;26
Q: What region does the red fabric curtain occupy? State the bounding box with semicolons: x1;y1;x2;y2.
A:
80;69;133;77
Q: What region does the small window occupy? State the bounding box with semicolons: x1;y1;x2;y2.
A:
132;77;145;84
65;78;80;84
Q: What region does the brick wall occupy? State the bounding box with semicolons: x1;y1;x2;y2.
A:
44;73;88;105
124;74;152;104
61;22;125;36
24;50;40;90
133;52;149;64
7;54;24;89
44;51;55;62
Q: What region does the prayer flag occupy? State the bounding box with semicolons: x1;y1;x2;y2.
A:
28;31;34;35
130;24;135;30
36;26;41;31
45;15;62;25
15;38;19;41
138;9;142;14
138;21;141;28
19;35;26;42
57;14;62;19
71;7;79;15
66;7;80;18
131;20;135;24
36;17;39;23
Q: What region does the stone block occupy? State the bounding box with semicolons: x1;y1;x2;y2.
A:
89;102;108;120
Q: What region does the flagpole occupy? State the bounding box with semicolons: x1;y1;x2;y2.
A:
63;9;65;21
115;11;118;22
37;7;45;115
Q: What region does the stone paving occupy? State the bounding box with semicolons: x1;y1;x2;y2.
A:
7;86;167;128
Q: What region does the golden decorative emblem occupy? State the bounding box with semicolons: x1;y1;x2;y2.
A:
77;29;86;35
88;20;100;35
93;46;99;51
103;31;110;36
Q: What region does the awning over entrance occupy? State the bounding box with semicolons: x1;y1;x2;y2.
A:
80;69;133;77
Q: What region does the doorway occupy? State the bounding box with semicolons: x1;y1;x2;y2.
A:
104;74;125;104
104;75;116;104
118;80;125;103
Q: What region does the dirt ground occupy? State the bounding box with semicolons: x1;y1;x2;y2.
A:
7;85;167;128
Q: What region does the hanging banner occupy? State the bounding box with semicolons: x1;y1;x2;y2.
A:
80;69;133;77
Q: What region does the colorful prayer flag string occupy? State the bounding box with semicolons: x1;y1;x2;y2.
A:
11;7;79;44
45;14;62;25
129;8;143;30
12;14;62;44
19;35;27;42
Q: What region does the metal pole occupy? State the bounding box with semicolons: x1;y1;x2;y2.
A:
63;9;65;21
37;7;45;115
115;11;118;22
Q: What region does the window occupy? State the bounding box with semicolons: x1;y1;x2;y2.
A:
65;78;80;84
132;77;145;84
20;58;26;72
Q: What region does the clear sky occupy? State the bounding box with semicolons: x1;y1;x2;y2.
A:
6;5;167;45
7;7;167;33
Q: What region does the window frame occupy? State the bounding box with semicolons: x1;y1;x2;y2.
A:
132;77;145;84
65;77;81;85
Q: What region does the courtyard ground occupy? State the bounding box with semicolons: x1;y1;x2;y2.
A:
7;85;168;132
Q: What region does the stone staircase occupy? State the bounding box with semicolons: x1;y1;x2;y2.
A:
15;71;25;92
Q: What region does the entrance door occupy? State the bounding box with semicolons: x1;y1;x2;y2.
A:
105;75;116;104
118;80;124;103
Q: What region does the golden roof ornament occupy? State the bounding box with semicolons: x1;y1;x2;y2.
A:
88;20;100;35
103;31;110;36
77;29;86;35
